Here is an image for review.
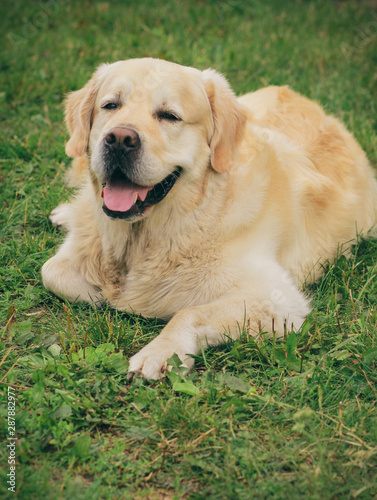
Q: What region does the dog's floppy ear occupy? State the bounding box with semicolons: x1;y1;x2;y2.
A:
202;69;247;173
65;76;100;158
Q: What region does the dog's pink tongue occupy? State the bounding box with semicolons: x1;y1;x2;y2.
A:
101;181;152;212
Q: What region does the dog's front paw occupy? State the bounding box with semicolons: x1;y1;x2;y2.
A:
49;203;72;229
128;337;195;380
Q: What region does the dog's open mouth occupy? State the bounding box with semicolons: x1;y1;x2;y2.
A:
101;167;182;220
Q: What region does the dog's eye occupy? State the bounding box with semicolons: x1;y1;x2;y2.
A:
157;111;182;122
102;102;118;110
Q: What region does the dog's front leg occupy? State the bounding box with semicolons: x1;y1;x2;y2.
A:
128;282;310;380
42;235;104;305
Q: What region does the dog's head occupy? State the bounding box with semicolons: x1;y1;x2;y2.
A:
65;58;246;221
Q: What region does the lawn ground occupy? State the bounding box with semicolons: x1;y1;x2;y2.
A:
0;1;377;498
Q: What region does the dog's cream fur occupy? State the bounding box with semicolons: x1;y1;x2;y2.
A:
42;58;377;379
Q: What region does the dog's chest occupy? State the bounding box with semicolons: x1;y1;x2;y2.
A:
108;239;233;319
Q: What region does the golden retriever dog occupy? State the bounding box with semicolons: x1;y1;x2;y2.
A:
42;58;377;380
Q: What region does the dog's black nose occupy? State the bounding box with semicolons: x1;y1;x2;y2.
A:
104;127;141;152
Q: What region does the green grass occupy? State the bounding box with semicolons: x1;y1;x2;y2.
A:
1;0;377;498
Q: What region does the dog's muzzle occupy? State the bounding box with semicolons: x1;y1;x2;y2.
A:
100;127;182;221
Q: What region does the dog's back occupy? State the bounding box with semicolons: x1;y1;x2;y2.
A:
239;86;377;281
